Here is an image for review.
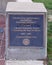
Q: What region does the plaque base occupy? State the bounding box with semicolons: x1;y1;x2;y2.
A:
6;60;44;65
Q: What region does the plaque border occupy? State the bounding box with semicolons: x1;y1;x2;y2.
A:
7;12;46;48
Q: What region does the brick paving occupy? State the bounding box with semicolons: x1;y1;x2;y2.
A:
0;59;5;65
0;14;5;65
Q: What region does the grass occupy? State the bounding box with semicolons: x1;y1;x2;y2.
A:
32;0;52;9
48;61;52;65
47;22;52;60
47;22;52;65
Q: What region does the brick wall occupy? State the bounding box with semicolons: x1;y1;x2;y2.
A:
0;15;5;65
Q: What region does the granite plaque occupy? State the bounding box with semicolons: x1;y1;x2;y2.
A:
8;13;44;47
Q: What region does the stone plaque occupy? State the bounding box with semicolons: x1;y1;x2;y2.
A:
6;2;47;60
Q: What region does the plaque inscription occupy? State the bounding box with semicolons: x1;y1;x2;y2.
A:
9;13;44;47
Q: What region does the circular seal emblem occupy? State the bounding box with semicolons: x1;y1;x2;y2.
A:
23;39;30;45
